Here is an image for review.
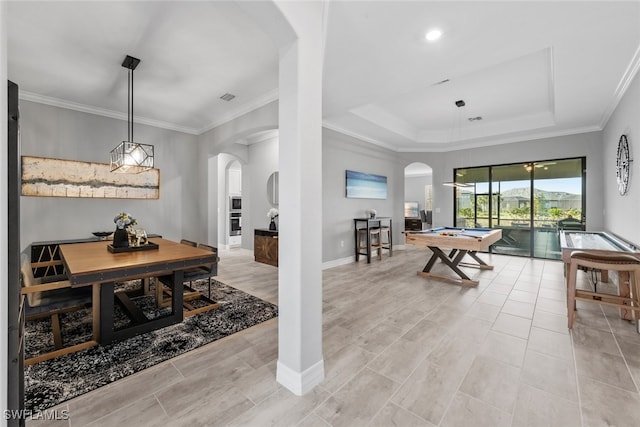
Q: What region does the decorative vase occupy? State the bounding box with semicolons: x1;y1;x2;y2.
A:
113;227;129;248
269;218;277;231
370;213;376;219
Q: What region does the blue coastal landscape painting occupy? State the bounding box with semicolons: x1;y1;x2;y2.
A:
346;170;387;199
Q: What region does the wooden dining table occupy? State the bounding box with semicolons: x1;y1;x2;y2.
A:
59;238;217;345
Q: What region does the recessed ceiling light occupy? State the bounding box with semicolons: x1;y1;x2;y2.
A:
425;29;442;41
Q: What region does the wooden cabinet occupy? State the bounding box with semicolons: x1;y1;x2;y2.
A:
254;229;278;266
405;218;422;231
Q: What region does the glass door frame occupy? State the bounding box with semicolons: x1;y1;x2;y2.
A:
452;156;586;259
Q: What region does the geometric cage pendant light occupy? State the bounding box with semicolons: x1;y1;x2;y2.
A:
110;55;154;173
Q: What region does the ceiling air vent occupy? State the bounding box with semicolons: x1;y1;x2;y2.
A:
468;116;483;122
220;93;236;101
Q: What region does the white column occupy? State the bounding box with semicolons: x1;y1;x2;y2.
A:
234;0;326;395
274;1;325;395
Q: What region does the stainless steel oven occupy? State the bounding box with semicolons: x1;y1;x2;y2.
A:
230;196;242;211
230;212;241;236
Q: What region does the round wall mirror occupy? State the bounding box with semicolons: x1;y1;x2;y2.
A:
267;171;279;206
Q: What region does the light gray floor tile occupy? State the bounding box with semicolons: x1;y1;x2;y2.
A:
478;331;527;368
521;350;578;402
392;358;467;425
538;287;566;302
501;299;535;319
492;312;532;339
465;301;502;322
574;346;637;392
354;322;403;354
512;383;581;427
571;324;621;356
439;392;511;427
321;343;376;393
486;283;514;295
85;395;166;427
297;414;332;427
536;297;567;315
579;375;640;427
316;368;399;427
528;326;572;360
618;339;640;386
477;291;508;307
508;289;538;304
532;309;569;335
227;387;330;427
459;355;521;413
68;361;184;425
369;402;435;427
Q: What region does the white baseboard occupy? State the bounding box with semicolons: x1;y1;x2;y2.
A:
276;359;325;396
322;255;355;270
322;245;407;270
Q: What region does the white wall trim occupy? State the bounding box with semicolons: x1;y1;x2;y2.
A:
322;255;355;270
19;88;282;138
600;43;640;129
276;359;325;396
322;121;399;152
19;91;200;135
322;118;603;154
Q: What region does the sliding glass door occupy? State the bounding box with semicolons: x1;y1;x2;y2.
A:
453;157;585;260
491;163;532;257
531;158;584;258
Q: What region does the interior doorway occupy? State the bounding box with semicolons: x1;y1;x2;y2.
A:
404;162;433;231
227;160;242;247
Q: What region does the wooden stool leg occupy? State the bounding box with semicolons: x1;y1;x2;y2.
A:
632;271;640;334
567;261;578;329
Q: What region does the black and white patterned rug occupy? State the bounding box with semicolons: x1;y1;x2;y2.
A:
24;279;278;412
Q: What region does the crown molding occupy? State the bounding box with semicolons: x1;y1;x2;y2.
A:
322;119;602;154
600;42;640;129
197;89;279;135
321;121;399;152
397;125;602;153
19;91;200;135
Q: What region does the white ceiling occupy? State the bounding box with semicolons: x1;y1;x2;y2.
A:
7;1;640;152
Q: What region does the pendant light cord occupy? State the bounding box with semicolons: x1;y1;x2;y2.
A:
127;68;134;142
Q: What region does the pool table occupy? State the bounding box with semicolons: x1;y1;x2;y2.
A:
405;227;502;287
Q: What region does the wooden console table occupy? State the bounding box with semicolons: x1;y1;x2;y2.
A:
255;229;278;266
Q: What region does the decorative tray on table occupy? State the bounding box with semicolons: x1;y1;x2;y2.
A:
107;242;159;253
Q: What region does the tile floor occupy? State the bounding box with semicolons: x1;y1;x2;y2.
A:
26;245;640;426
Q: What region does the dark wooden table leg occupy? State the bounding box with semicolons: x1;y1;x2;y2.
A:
366;222;371;263
389;218;393;256
100;281;115;345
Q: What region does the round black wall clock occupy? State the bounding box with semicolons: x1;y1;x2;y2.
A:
616;134;631;195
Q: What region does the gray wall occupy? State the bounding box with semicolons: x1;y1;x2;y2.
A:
399;132;605;230
19;96;613;264
323;128;404;263
244;136;279;250
603;70;640;244
198;102;276;251
19;100;201;250
404;174;432;215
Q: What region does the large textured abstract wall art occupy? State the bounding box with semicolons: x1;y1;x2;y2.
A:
21;156;160;199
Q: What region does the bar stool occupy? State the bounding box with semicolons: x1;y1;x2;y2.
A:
358;227;382;260
567;251;640;331
379;226;392;257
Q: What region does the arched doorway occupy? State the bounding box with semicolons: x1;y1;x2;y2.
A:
404;162;433;232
